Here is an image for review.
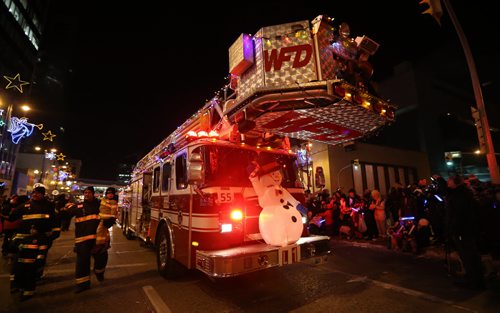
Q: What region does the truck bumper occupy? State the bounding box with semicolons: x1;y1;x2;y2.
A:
195;235;331;278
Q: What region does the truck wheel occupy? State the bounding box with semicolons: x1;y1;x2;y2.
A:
156;223;180;279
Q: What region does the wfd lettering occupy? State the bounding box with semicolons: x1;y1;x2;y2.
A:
264;44;312;72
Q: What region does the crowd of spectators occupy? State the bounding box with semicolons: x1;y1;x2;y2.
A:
304;174;500;259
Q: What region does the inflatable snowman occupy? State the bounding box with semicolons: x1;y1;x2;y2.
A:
249;160;306;247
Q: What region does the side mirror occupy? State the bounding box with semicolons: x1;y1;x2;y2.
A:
187;152;203;184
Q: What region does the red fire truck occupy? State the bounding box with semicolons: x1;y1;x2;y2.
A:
120;15;396;278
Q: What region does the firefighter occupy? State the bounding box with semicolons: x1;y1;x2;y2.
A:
93;187;118;281
8;185;56;301
63;186;101;293
34;188;62;282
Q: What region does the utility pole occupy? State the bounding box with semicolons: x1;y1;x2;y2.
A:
429;0;500;183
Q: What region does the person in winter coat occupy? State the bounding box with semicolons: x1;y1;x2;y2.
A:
88;187;118;284
63;186;103;293
8;186;56;301
445;175;484;290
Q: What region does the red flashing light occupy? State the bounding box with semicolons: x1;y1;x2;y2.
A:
230;209;243;221
208;130;219;138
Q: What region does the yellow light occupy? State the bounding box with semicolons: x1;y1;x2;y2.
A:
474;149;481;154
21;105;31;112
34;146;41;151
50;148;57;152
191;241;199;247
34;170;40;174
266;146;272;150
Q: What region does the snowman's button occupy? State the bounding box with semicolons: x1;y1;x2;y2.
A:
278;190;283;195
291;216;297;223
283;205;289;210
280;199;284;203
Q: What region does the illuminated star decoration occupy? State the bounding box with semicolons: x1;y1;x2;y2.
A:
3;73;30;93
42;130;56;141
56;152;66;161
0;120;5;127
7;117;35;144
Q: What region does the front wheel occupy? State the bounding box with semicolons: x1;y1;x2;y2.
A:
156;223;181;279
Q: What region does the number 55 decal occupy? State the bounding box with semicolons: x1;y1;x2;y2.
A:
218;191;233;203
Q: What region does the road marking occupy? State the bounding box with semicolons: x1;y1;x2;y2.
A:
113;249;150;254
56;242;130;248
143;285;172;313
0;262;152;278
319;267;478;313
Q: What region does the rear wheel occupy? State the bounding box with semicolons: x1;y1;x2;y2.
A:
156;223;181;279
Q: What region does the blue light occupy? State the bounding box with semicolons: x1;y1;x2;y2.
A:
7;117;35;144
434;194;443;202
401;216;415;221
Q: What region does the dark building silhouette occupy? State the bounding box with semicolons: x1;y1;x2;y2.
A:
0;0;49;194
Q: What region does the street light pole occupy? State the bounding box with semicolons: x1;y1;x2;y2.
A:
442;0;500;184
337;163;352;191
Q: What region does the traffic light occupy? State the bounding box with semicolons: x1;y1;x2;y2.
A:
444;152;453;166
420;0;443;25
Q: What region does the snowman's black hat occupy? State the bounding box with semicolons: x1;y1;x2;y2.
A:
257;161;281;176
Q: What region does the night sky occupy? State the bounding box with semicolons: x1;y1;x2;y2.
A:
28;0;497;180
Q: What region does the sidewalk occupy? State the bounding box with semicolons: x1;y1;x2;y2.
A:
331;235;500;280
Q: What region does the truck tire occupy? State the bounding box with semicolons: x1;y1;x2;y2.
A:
156;223;181;279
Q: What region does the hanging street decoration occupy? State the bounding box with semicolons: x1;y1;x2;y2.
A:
7;116;35;144
46;151;56;160
0;109;4;125
56;152;66;161
58;170;69;181
3;73;30;93
42;130;56;141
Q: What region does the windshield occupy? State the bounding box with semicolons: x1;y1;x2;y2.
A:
198;145;299;188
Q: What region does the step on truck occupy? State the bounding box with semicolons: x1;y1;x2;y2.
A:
120;14;396;278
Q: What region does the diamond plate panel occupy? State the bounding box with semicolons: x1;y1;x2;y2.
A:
261;20;317;88
237;29;264;101
315;19;336;80
237;20;317;101
253;103;388;146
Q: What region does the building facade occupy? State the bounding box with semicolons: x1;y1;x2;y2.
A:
304;142;431;197
0;0;48;195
